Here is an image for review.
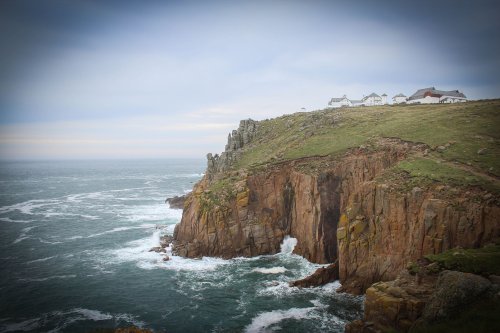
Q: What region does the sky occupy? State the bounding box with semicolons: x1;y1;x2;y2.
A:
1;0;499;160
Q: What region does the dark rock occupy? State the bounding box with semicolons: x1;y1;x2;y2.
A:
162;255;170;261
160;235;174;247
289;261;339;288
166;195;188;209
422;270;492;322
149;247;166;253
489;275;500;285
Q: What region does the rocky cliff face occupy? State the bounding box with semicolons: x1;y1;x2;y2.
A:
174;135;500;290
337;181;500;294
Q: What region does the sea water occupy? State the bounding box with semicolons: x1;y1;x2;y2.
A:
0;159;363;333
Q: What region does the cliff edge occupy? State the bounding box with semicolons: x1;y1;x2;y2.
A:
173;101;500;331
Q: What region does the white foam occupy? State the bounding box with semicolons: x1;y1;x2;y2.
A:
67;224;155;240
0;199;57;215
279;236;297;254
102;230;229;272
122;204;182;222
160;255;229;272
252;266;287;274
12;236;30;244
104;230;163;267
26;256;57;264
0;217;34;224
38;238;63;245
12;226;38;244
19;274;76;282
244;303;322;333
70;308;112;321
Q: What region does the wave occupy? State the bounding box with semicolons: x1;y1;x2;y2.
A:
279;236;297;254
67;224;155;240
122;204;182;222
0;217;34;224
26;256;57;265
252;266;287;274
18;274;76;283
37;238;63;245
0;199;58;215
100;230;229;273
0;308;145;333
244;300;328;333
12;236;30;244
11;226;38;245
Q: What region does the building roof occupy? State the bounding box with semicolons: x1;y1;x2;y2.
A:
393;93;406;98
408;87;466;100
362;93;381;101
381;93;387;96
329;97;348;103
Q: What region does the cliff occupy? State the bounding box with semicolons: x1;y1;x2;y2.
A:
173;100;500;331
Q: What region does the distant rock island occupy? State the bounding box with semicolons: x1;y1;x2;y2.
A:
172;100;500;332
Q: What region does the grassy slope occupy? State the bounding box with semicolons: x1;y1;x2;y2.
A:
233;100;500;193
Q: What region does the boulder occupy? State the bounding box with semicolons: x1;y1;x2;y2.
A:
422;270;492;322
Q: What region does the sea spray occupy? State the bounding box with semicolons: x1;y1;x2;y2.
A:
279;236;298;254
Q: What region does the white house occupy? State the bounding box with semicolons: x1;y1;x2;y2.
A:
328;95;352;108
328;92;388;108
361;93;386;106
407;87;467;104
392;93;407;104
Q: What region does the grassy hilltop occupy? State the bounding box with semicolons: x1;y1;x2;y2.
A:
228;100;500;193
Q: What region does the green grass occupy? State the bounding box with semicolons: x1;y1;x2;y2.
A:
392;157;499;192
231;101;500;184
424;244;500;276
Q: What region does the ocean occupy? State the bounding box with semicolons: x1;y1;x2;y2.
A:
0;159;363;333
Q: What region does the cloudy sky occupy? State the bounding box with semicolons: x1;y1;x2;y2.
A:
1;0;499;160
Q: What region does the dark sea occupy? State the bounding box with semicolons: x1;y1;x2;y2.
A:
0;159;363;333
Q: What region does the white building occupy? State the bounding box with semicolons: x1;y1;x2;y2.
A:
328;95;352;108
392;93;407;104
328;92;388;108
361;93;387;106
407;87;467;104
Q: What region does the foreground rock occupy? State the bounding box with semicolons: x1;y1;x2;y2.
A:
421;270;492;323
165;195;188;209
346;247;500;332
290;261;339;288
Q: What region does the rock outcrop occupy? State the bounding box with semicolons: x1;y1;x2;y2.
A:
165;195;188;209
289;261;339;288
346;267;496;332
206;119;257;180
